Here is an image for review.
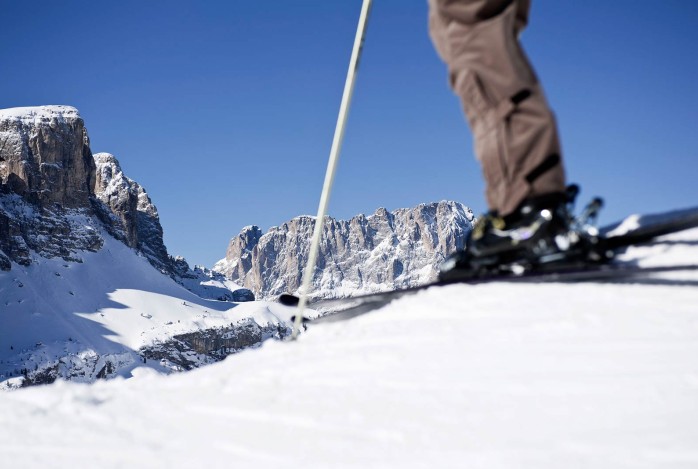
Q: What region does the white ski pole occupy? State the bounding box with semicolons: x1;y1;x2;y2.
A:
292;0;373;339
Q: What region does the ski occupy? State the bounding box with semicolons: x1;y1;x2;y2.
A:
600;205;698;250
283;262;698;322
280;205;698;323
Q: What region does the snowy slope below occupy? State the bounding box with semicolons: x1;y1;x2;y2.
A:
0;233;289;386
2;227;698;468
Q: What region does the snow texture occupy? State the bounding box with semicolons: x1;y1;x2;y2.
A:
1;225;697;468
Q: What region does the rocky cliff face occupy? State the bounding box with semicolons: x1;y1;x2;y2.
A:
0;106;173;273
0;106;249;299
0;106;94;209
1;106;103;269
92;152;171;273
214;202;475;299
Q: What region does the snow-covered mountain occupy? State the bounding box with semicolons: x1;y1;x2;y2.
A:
0;106;236;292
0;106;272;387
214;202;475;299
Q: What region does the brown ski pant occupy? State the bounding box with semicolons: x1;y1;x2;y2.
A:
428;0;566;216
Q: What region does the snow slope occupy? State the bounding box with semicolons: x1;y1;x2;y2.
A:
1;227;697;468
0;231;288;385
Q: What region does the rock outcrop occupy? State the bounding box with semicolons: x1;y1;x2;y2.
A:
0;106;103;269
93;152;171;273
214;202;475;299
142;318;290;371
0;106;94;208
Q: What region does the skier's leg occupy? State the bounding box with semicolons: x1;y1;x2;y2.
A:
428;0;565;217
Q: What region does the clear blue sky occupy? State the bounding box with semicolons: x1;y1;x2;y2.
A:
2;1;697;267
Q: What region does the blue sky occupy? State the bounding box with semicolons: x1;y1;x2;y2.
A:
2;1;697;267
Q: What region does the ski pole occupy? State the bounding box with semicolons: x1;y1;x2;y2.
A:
292;0;373;339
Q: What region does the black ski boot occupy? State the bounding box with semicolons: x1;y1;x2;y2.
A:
440;187;602;280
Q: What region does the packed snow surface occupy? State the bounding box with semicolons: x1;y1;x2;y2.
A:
2;227;698;468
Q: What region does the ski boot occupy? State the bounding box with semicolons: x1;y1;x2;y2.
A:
439;185;606;281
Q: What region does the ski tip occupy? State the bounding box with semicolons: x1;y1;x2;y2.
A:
278;293;299;307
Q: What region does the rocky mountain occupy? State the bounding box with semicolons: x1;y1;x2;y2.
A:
0;106;101;269
0;106;163;270
0;105;268;388
0;105;247;300
214;202;475;299
92;152;170;273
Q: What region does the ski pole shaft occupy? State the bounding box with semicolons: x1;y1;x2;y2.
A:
292;0;373;339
